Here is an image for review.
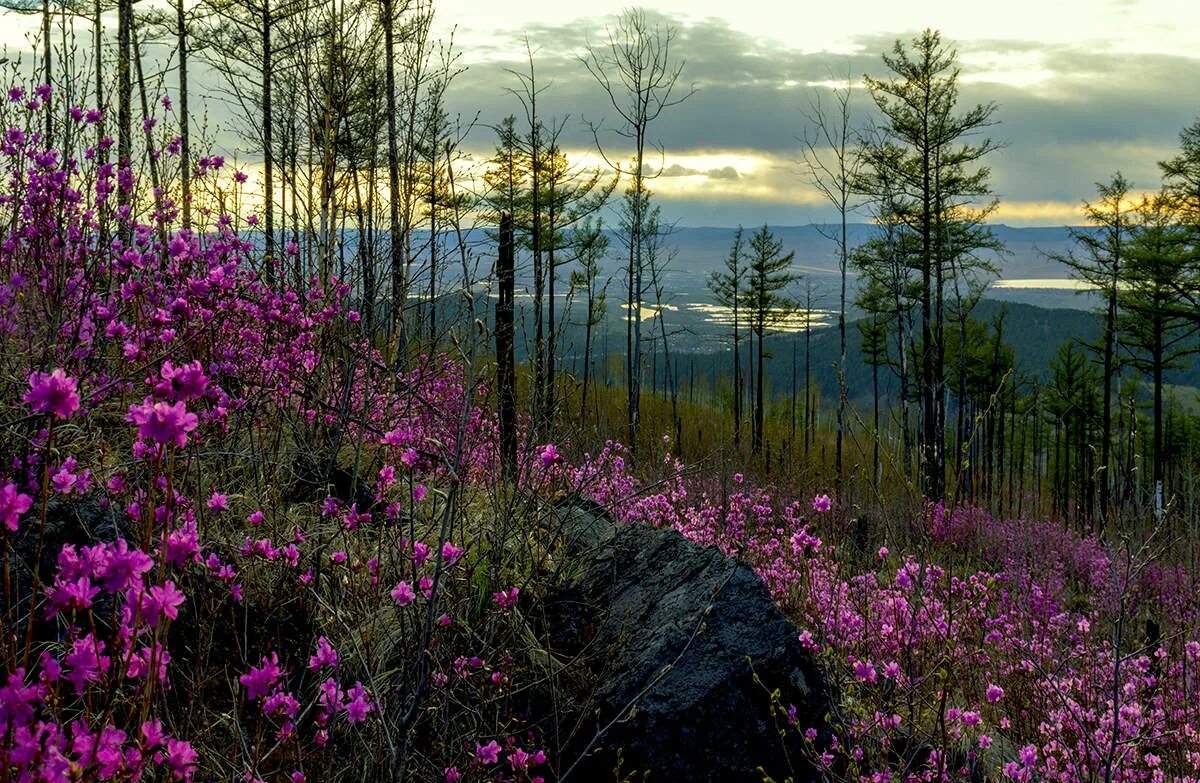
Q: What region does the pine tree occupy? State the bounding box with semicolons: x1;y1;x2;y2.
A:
743;225;799;455
1119;193;1200;520
1051;173;1133;518
707;227;747;446
863;29;1002;499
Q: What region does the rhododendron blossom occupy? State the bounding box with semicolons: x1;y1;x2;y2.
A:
0;482;32;532
127;397;199;447
24;368;80;418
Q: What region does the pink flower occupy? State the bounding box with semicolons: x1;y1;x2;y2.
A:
509;748;531;771
165;738;197;780
476;740;502;765
102;540;154;592
240;653;282;701
986;683;1005;703
127;397;199;447
405;541;429;567
811;494;832;513
441;541;463;565
52;465;78;494
390;580;416;607
63;635;109;694
142;719;166;749
0;482;33;532
343;681;372;723
444;768;461;783
493;587;519;611
24;369;80;418
309;636;339;672
539;443;561;469
207;492;229;513
147;580;186;626
853;659;877;684
155;360;208;401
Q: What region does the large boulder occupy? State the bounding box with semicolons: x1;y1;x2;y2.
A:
5;495;134;639
546;501;830;782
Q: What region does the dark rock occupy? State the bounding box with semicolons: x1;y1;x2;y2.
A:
286;456;376;512
549;502;830;782
5;495;134;639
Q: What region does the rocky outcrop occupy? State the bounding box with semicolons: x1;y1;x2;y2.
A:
545;500;830;782
6;496;133;639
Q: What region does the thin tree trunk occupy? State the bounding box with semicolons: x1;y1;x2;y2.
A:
497;212;516;481
116;0;132;233
262;0;275;285
41;0;52;144
175;0;191;228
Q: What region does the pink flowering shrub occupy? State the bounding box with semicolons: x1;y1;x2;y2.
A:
0;96;552;782
3;88;1198;783
562;450;1200;782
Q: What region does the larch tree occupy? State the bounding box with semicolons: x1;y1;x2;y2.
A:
1051;172;1133;518
863;28;1002;499
568;220;610;422
1119;192;1199;522
800;74;863;492
582;7;692;455
743;225;799;456
707;227;747;447
534;130;615;428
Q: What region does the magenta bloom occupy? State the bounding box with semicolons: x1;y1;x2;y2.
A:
0;482;33;532
493;587;520;611
539;444;561;469
165;738;198;780
156;360;208;400
127;397;199;447
207;491;229;513
986;683;1005;703
24;369;80;418
811;494;832;513
853;659;877;684
308;636;339;672
240;653;282;701
390;580;416;607
475;740;502;765
147;580;186;626
441;541;463;565
343;681;373;723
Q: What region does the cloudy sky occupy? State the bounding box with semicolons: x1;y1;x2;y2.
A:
0;0;1195;228
429;0;1200;227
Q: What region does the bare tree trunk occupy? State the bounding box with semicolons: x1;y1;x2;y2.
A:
116;0;132;233
546;206;557;425
175;0;191;228
94;0;109;249
132;25;164;234
580;288;594;421
497;212;516;481
261;0;275;285
382;0;402;339
41;0;52;144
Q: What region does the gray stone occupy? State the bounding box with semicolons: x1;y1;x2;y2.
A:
549;501;830;782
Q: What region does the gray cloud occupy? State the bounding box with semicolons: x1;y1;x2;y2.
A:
445;14;1200;225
